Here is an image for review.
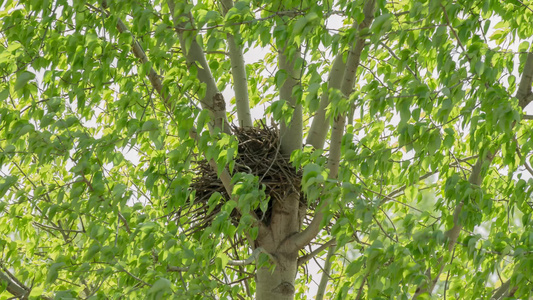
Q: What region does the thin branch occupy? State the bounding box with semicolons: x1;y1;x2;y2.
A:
413;50;533;298
227;247;268;266
167;266;189;272
315;244;336;300
355;272;370;300
515;141;533;177
443;247;456;300
297;239;337;266
168;248;273;272
441;4;469;62
379;42;419;80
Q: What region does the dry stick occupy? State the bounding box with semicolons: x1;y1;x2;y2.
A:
413;52;533;299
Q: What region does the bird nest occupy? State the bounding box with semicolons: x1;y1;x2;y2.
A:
183;123;305;235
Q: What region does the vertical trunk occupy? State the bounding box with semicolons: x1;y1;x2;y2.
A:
255;192;301;300
256;255;298;300
254;22;303;299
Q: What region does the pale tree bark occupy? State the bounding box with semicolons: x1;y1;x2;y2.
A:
292;0;376;258
292;2;377;298
219;0;253;128
315;244;336;300
254;44;303;299
255;192;301;300
278;49;303;156
0;270;30;299
168;0;231;135
413;52;533;299
307;54;346;149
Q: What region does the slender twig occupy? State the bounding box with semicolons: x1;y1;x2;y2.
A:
298;239;337;266
168;247;273;272
443;247;456;300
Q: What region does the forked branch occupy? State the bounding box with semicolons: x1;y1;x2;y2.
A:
291;0;376;251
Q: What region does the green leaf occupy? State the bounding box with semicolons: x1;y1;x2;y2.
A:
147;278;172;299
14;71;35;91
405;185;418;201
46;262;65;284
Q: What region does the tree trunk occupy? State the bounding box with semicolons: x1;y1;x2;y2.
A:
255;191;302;300
256;255;298;300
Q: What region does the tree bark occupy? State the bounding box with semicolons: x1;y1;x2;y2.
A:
315;244;336;300
278;48;303;156
168;0;231;135
220;0;253;128
307;54;346;149
256;255;298;300
255;192;301;299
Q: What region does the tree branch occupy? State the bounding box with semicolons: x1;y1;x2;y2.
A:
413;51;533;299
220;0;253;128
516;52;533;108
168;247;271;271
0;270;28;298
278;47;303;156
306;54;346;149
227;247;268;266
315;244;336;300
100;1;168;105
297;238;337;266
491;279;512;300
291;0;376;251
100;1;260;226
0;268;52;300
168;0;231;135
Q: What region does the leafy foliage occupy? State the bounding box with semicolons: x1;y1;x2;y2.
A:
0;0;532;299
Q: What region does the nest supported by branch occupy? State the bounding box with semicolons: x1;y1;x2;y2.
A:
184;122;305;235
